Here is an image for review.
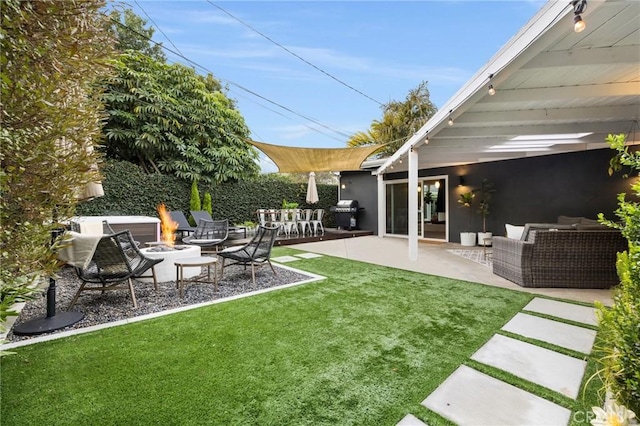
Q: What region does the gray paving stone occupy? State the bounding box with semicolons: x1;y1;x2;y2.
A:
524;298;598;326
396;414;427;426
422;365;571;425
271;255;300;263
471;334;587;399
502;312;596;354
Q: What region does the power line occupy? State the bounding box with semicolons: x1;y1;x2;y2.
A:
207;1;383;107
108;14;353;141
133;0;184;58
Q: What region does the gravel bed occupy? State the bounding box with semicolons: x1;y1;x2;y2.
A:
7;262;315;343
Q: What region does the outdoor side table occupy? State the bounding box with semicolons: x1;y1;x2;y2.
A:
482;236;493;261
174;256;218;298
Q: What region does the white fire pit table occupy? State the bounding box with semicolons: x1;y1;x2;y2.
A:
139;245;202;283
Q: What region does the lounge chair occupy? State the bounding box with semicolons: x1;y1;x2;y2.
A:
190;210;213;225
68;230;163;309
169;210;197;238
218;225;279;288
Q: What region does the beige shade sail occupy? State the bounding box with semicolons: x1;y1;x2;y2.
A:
248;140;386;173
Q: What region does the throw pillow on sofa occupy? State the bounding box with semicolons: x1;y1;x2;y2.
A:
505;224;525;239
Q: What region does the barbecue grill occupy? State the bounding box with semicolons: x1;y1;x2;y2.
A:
330;200;362;230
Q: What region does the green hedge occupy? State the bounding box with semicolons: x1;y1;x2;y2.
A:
77;160;338;227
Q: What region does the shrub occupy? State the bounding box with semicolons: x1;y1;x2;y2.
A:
190;181;201;211
595;133;640;413
0;0;114;330
75;160;338;228
203;193;213;217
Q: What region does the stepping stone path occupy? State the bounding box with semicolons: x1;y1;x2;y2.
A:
272;253;323;263
502;313;596;354
398;297;599;425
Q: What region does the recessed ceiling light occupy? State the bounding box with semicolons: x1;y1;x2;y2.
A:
486;147;551;152
502;141;555;147
510;133;592;141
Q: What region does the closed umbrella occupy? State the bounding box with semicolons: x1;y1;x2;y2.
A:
306;172;319;204
13;142;103;336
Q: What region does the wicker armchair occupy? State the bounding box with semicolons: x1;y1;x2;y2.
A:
492;229;626;288
218;225;279;287
69;230;163;309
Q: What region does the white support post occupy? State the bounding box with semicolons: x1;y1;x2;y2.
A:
408;147;418;261
377;173;385;237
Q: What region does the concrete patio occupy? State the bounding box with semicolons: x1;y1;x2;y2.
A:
292;235;613;306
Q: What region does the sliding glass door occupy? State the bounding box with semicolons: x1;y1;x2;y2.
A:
385;177;448;241
385;181;408;235
419;177;447;241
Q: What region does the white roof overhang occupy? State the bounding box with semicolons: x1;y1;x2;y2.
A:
377;0;640;175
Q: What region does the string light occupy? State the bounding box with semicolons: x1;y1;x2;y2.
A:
572;0;587;33
448;110;454;126
487;73;496;96
574;15;585;32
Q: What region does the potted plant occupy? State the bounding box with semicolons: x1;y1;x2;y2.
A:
458;191;476;246
476;179;495;246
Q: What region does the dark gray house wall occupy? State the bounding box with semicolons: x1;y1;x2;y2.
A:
346;148;630;240
339;170;378;232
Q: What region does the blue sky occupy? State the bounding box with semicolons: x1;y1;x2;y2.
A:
124;1;544;172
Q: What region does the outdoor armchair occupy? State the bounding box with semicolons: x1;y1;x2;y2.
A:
68;230;163;309
102;220;141;247
183;219;229;252
218;224;279;287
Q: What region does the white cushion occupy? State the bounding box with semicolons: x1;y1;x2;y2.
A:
78;221;104;235
505;224;525;240
188;239;223;244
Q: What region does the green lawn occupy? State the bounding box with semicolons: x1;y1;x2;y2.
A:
1;247;604;425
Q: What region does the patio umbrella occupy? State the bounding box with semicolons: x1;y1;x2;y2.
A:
78;144;104;201
13;143;103;336
306;172;319;204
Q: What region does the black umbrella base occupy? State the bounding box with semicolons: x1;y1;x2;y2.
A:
13;311;85;336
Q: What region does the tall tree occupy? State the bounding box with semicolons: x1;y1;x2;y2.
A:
348;81;437;157
0;0;115;326
107;8;166;62
101;51;260;184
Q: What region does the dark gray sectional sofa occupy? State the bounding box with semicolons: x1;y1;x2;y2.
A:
492;217;627;289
